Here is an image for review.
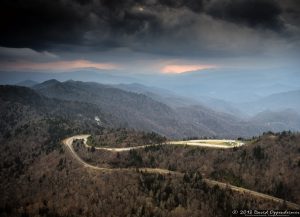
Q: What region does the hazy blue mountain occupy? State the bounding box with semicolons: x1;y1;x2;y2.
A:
250;109;300;132
114;83;244;117
0;69;140;85
174;105;263;138
15;80;38;87
238;89;300;115
151;68;300;103
114;83;201;108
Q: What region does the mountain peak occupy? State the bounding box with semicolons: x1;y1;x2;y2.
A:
42;79;60;85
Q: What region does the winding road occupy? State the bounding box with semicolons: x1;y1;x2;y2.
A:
62;135;300;209
63;135;179;175
80;136;244;152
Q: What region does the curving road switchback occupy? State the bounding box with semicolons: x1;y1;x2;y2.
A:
62;135;300;209
80;135;245;152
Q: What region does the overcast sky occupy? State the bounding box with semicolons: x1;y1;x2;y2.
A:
0;0;300;74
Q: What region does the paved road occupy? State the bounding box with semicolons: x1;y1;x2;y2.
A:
62;135;300;209
168;139;244;149
63;135;179;175
82;135;244;152
86;143;162;152
204;179;300;209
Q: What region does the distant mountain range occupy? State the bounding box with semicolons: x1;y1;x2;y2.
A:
114;83;244;117
113;82;300;120
33;79;258;138
0;69;140;85
1;67;299;104
250;109;300;132
1;79;299;139
238;89;300;115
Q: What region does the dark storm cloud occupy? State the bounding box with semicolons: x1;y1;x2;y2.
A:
99;1;161;35
155;0;204;12
0;0;88;49
0;0;299;55
206;0;283;30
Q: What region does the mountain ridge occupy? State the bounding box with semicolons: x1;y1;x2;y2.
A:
32;80;267;138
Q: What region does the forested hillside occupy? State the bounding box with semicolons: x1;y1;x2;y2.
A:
33;80;269;138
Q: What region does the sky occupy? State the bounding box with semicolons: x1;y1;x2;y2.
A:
0;0;300;75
